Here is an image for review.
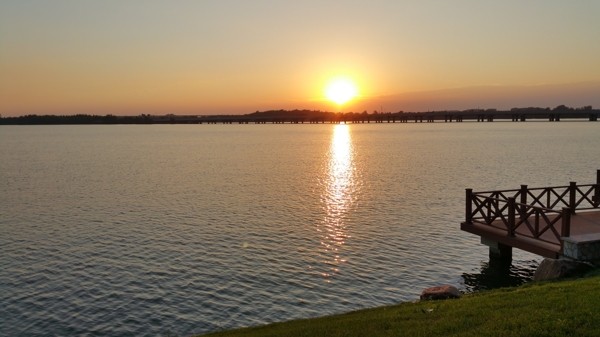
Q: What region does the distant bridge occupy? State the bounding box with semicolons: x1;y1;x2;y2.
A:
153;110;599;124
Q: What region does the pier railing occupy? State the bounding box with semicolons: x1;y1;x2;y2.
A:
464;171;600;251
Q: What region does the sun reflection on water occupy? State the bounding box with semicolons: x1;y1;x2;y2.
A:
317;124;359;282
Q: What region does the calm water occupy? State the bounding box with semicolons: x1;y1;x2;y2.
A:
1;122;599;336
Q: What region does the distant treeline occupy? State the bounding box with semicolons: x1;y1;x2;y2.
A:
0;114;153;125
251;105;593;116
0;105;594;125
509;105;592;113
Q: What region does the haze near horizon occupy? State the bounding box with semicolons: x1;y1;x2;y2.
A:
1;1;599;116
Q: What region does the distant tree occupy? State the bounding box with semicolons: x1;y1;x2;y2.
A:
553;105;569;112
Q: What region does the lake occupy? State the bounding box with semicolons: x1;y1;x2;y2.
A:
1;122;598;336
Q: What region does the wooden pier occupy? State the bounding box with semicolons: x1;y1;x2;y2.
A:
151;109;599;124
461;171;600;260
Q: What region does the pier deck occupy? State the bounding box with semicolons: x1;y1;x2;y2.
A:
461;171;600;259
462;210;600;258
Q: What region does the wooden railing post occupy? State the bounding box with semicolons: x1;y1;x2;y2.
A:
508;197;516;237
466;189;473;224
561;207;571;253
520;185;528;217
569;181;577;214
595;170;600;205
561;207;571;238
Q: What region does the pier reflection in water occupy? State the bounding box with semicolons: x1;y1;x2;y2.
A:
461;259;539;292
317;125;360;282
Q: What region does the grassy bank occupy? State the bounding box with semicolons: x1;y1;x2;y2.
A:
200;269;600;337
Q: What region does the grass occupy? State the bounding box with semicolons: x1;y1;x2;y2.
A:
199;268;600;337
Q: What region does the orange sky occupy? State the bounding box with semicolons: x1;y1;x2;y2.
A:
1;1;599;116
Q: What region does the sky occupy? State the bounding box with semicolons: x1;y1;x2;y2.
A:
1;0;600;116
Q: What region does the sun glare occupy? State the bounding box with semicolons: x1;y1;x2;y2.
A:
325;78;358;105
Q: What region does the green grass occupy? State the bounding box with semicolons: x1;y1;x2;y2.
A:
199;269;600;337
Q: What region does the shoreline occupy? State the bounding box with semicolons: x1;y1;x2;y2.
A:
197;267;600;337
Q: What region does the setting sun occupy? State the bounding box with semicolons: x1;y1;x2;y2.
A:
325;78;358;105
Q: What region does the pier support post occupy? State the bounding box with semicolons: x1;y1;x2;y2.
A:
482;237;512;260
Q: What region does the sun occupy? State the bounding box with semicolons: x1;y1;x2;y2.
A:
325;78;358;105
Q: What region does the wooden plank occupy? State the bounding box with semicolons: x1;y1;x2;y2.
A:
461;222;560;258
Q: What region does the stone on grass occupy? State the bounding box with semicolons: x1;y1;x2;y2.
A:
532;258;593;281
420;285;462;300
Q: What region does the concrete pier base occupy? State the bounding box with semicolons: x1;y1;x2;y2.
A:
482;237;513;260
562;233;600;261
